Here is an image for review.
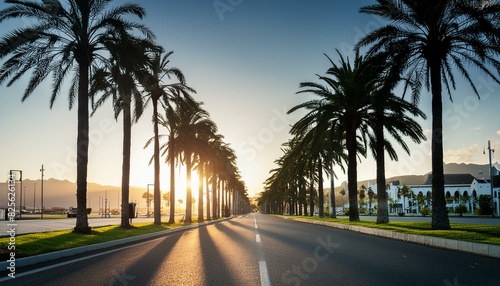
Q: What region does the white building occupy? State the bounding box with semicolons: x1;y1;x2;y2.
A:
385;169;500;215
342;163;500;215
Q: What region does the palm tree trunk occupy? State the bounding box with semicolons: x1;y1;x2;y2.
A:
300;181;307;215
212;175;217;219
346;127;360;221
153;97;161;225
168;132;175;224
205;169;211;220
75;62;91;234
185;152;192;223
375;122;389;224
198;163;204;222
221;180;224;216
318;157;324;217
309;160;315;216
330;160;336;218
430;62;450;229
121;94;132;228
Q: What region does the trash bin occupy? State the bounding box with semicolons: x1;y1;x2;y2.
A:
128;203;136;219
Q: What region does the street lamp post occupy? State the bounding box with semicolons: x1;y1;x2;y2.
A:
147;184;154;217
9;170;22;218
486;140;496;217
40;164;45;219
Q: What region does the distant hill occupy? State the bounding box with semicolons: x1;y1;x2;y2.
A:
444;163;495;179
0;178;148;210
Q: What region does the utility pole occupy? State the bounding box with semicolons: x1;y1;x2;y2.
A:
40;164;45;219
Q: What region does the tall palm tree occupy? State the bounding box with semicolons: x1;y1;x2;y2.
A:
195;120;218;222
292;51;379;221
176;100;214;223
212;139;239;217
153;94;184;224
162;101;181;224
289;95;347;218
142;50;194;225
0;0;153;233
357;0;500;229
91;33;156;228
356;52;428;224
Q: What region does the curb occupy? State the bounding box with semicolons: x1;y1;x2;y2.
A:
1;217;232;270
285;217;500;259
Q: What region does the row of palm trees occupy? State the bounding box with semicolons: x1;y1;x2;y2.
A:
259;51;426;223
152;94;250;224
0;0;249;233
259;0;500;229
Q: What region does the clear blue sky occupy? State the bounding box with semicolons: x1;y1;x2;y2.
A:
1;0;499;198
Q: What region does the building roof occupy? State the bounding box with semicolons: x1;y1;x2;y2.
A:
494;163;500;175
390;180;400;186
424;173;476;185
474;178;488;184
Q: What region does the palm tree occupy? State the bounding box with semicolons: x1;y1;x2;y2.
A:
0;0;153;234
398;184;413;215
212;139;239;217
357;0;500;229
367;187;375;215
176;100;214;223
142;50;195;225
195;120;218;222
289;90;347;218
91;33;156;228
154;94;183;224
292;51;381;221
360;52;427;224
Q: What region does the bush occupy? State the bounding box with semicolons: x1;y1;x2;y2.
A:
420;207;430;217
477;195;493;215
343;208;350;216
454;204;468;217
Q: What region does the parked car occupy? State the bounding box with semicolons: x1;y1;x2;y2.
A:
67;207;77;218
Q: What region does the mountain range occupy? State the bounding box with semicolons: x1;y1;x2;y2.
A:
0;178;148;211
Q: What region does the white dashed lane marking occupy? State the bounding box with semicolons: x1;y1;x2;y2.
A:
254;213;271;286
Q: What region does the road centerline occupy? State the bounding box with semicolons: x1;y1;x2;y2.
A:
254;213;271;286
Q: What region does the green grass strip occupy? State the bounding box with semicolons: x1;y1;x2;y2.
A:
0;221;187;259
285;216;500;245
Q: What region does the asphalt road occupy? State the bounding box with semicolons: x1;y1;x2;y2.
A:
2;214;499;237
2;214;500;285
